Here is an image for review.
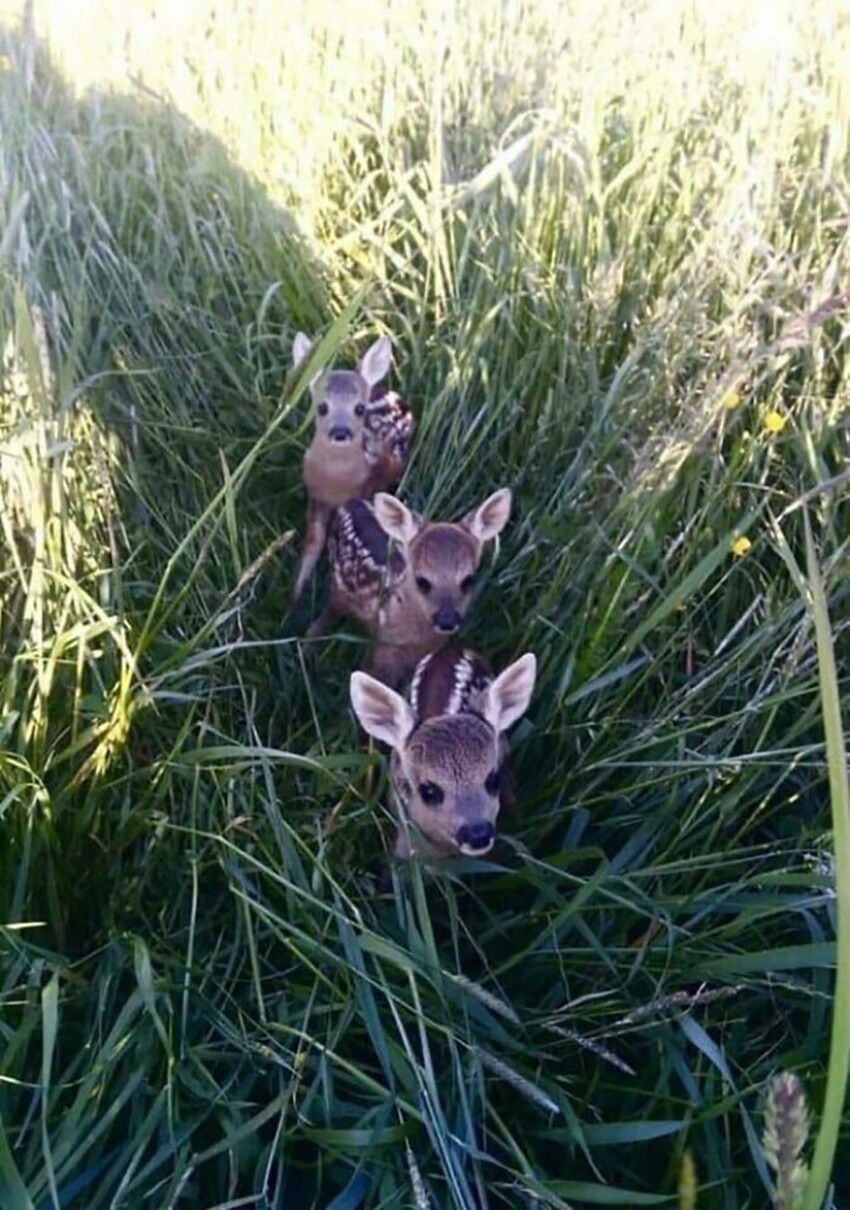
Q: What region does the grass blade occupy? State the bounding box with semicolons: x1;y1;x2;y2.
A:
0;1116;34;1210
801;511;850;1210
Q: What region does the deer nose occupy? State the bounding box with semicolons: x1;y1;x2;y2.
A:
456;821;495;854
328;425;353;442
432;605;461;632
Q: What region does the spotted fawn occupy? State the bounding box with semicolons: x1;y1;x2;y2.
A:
350;644;536;859
308;487;512;687
291;332;414;605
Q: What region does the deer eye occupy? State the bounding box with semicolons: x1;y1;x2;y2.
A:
415;576;432;594
460;573;477;593
317;402;329;417
418;781;444;806
485;769;500;797
354;402;365;416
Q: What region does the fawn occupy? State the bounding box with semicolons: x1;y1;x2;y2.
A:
307;487;512;687
350;644;537;859
291;332;414;604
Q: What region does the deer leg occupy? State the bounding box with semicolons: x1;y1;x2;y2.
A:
292;501;332;606
305;596;341;640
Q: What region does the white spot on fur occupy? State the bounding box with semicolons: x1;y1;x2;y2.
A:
409;653;432;717
447;653;475;715
334;506;382;589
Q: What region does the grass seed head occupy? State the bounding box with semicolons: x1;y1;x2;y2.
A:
762;1072;810;1210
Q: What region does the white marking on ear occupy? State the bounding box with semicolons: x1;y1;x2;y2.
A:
358;336;392;387
373;492;421;546
463;488;512;543
293;332;312;367
484;653;537;733
350;672;415;749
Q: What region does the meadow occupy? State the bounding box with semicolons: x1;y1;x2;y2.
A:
1;0;849;1206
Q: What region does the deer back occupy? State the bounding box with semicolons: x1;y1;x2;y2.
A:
362;388;415;494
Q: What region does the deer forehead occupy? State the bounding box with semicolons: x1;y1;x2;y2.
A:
318;369;367;406
403;715;496;780
410;525;478;573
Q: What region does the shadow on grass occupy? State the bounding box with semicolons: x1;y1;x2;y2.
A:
0;8;340;837
0;23;377;1204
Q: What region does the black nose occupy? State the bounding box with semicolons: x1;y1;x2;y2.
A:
433;606;461;632
328;426;353;442
456;821;495;853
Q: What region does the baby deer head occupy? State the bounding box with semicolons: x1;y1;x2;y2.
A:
350;649;536;859
293;332;392;447
373;488;512;637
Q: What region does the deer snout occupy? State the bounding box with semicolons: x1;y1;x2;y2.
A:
328;425;354;443
456;820;495;855
432;603;462;633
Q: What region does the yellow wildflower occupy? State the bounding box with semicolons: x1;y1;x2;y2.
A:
722;391;742;410
764;410;787;434
731;535;752;558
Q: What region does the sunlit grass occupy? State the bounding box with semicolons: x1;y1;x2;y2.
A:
1;0;849;1205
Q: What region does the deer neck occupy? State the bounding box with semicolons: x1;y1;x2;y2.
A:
304;436;369;508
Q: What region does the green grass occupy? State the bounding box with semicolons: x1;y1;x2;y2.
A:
1;0;850;1206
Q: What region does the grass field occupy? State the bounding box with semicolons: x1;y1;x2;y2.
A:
1;0;850;1206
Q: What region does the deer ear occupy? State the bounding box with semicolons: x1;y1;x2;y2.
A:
358;336;392;387
463;488;512;543
293;332;312;367
294;331;325;394
484;653;536;733
350;672;415;749
373;493;421;545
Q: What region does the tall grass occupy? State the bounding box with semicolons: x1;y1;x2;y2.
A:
1;0;849;1205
